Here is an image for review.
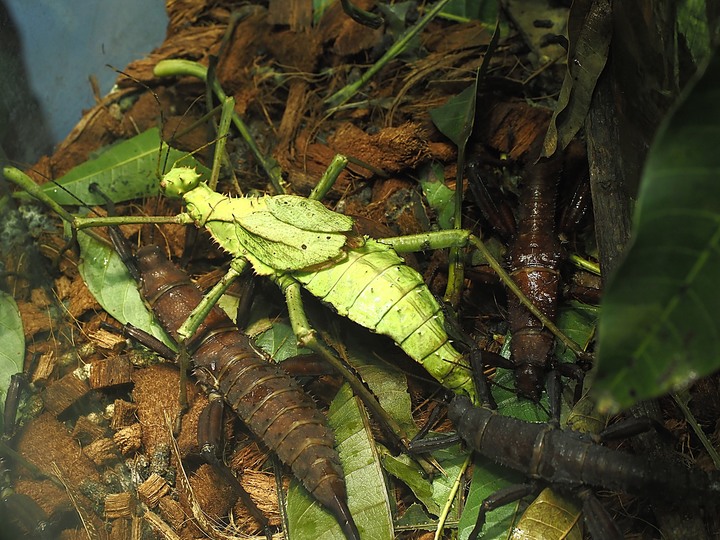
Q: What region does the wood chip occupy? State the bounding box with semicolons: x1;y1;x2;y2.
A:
84;437;119;466
90;355;133;388
105;492;136;519
111;399;138;430
42;372;90;415
138;473;171;508
88;327;125;350
72;415;107;445
157;495;187;532
114;423;143;455
31;350;56;383
108;517;132;540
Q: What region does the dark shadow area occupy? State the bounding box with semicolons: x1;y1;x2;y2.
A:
0;1;54;165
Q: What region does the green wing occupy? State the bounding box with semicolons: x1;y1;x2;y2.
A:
190;192;356;273
266;195;354;232
233;211;352;272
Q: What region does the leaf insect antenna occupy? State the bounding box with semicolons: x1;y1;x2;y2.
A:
87;182;142;282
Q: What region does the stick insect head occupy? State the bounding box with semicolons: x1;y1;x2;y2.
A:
160;166;202;198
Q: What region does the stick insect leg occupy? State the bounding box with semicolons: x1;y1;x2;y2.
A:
197;391;274;539
3;374;27;439
275;274;419;457
468;482;540;540
576;487;624;540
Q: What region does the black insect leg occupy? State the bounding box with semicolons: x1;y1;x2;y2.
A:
595;416;674;445
467;482;540;540
197;391;274;540
406;401;462;454
466;160;516;242
576;487;624;540
3;373;26;439
467;348;497;410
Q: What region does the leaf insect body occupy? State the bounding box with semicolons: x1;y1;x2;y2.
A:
161;165;479;401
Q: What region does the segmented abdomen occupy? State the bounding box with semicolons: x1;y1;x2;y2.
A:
294;239;475;399
134;245;356;534
449;396;720;500
507;158;562;400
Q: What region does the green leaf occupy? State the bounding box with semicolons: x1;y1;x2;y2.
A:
0;290;24;427
430;81;478;149
542;0;612;157
340;330;417;437
286;383;393;539
77;232;175;350
253;318;312;361
419;162;455;230
458;461;524;540
677;0;713;66
441;0;498;24
27;128;209;206
554;301;599;364
510;488;582;540
381;450;440;514
593;48;720;412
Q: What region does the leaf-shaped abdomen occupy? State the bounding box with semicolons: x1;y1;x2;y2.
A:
295;239;475;398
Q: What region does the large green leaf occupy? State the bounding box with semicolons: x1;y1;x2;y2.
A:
0;290;24;429
23;128;209;206
542;0;612;157
77;232;175;350
593;49;720;412
286;383;393;539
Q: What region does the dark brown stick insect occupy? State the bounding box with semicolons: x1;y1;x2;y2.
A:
1;376;55;539
467;142;592;417
444;394;720;539
104;224;360;540
5;168;360;537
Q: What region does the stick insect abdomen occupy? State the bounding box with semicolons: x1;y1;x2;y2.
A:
507;158;563;400
134;245;359;539
541;432;720;499
448;394;550;473
294;238;475;399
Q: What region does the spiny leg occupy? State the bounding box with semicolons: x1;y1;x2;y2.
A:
196;391;274;539
275;274;417;456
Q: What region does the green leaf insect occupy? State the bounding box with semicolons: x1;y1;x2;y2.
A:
161;166;477;399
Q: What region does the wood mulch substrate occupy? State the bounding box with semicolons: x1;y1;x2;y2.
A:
4;1;718;539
